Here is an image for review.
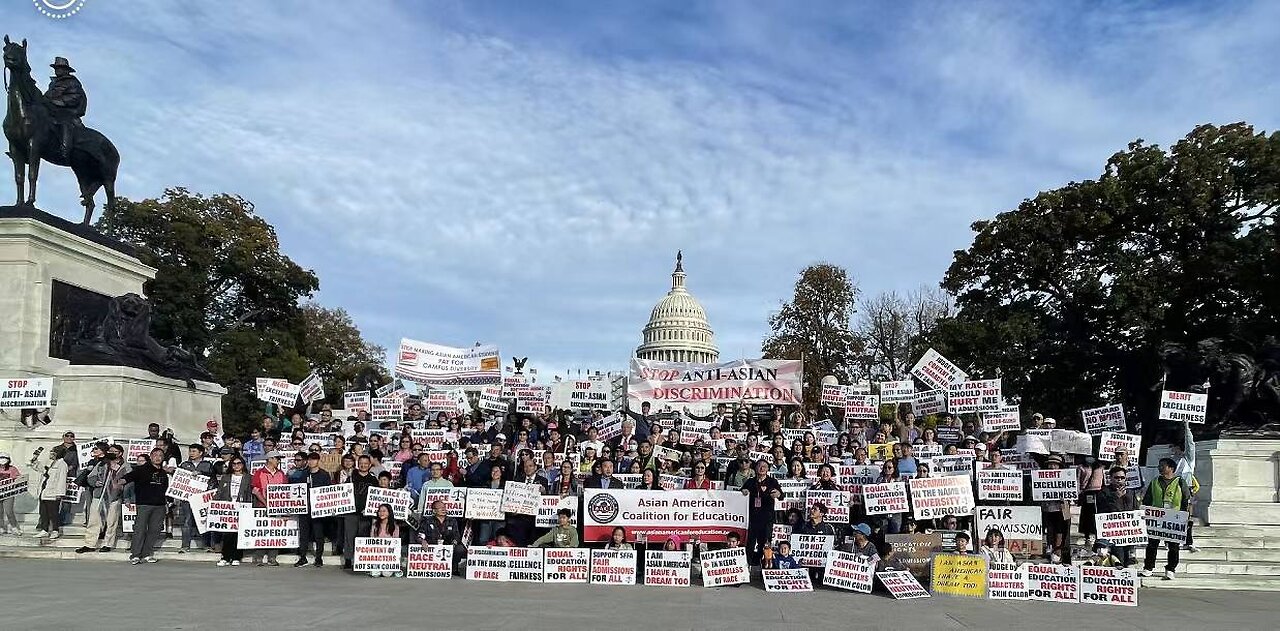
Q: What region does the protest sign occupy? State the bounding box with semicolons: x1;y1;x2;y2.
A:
542;548;590;583
582;489;747;543
948;379;1002;414
187;489;218;534
975;506;1044;557
424;487;468;518
1144;506;1189;545
165;468;211;502
1094;510;1148;546
1031;469;1079;502
977;468;1024;501
255;378;300;407
864;482;909;515
309;483;355;518
700;547;750;587
1098;432;1142;462
122;503;136;533
885;533;942;577
867;443;894;462
820;384;846;408
915;444;944;460
823;550;875;593
1158;390;1208;423
478;386;507;413
406;544;454;579
981;407;1021;433
515;386;550;415
791;533;835;567
658;473;690;491
501;481;541;516
877;570;931;599
878;380;916;404
909;475;975;520
1017;430;1051;455
0;377;53;408
343;391;370;413
463;487;504;521
206;500;247;532
626;358;803;408
353;537;402;573
592;414;624;443
1125;465;1144;491
805;490;851;523
1049;429;1093;455
266;483;308;516
590;549;638;585
1081;404;1126;435
551;379;610;412
776;478;810;511
763;569;813;592
371;396;404;422
838;464;879;502
394;338;500;386
1079;566;1138;607
930;553;988;598
1026;563;1080;603
127;440;157;464
374;378;404;398
644;549;692;587
298;371;325;404
0;475;29;501
465;546;544;582
365;486;413;520
844;395;881;420
771;523;792;546
911;349;969;392
61;481;82;503
424;392;454;414
930;455;973;478
914;389;947;416
987;564;1029;600
237;507;298;549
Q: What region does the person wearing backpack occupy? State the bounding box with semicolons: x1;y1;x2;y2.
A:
1139;457;1191;580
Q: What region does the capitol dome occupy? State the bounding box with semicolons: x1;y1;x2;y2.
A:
635;251;719;364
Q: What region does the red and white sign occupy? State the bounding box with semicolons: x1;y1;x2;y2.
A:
863;482;908;515
165;468;210;502
977;468;1024;501
805;490;851;523
644;549;691;587
206;500;248;532
844;395;881;420
364;486;413;520
237;507;298;549
542;548;590;583
910;349;968;392
582;489;747;543
988;564;1028;600
763;568;813;592
1158;390;1207;423
877;380;916;404
1031;469;1079;502
394;338;500;387
406;544;454;579
1079;566;1138;607
1099;432;1142;462
0;377;53;408
947;379;1002;414
823;550;875;593
465;546;544;582
908;475;975;520
877;570;931;599
266;483;308;516
255;378;300;407
590;549;638;585
627;358;803;408
700;547;750;587
353;537;402;573
309;483;356;518
792;533;834;567
1094;510;1148;547
1026;563;1079;603
343;391;370;413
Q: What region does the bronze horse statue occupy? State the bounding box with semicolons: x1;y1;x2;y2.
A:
3;36;118;224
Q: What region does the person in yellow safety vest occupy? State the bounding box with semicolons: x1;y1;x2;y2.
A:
1138;457;1191;581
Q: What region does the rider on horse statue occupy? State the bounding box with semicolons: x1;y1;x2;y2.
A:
44;56;87;161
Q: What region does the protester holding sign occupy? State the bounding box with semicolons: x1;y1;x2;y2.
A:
122;448;170;564
0;452;24;535
980;528;1014;566
77;443;128;553
1169;420;1200;553
531;508;579;548
740;460;783;565
367;504;403;577
1139;458;1192;580
177;444;216;553
214;456;254;566
1096;466;1138;567
34;445;70;539
1039;454;1072;564
294;453;333;568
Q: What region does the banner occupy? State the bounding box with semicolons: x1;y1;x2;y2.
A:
1098;432;1142;462
582;489;747;543
206;500;247;532
844;394;881;420
543;548;590;583
823;550;874;593
877;570;931;599
255;378;300;407
424;487;468;519
1081;404;1126;434
644;550;691;587
627;358;803;408
878;380;916;404
394;338;501;386
501;481;541;516
165;468;211;502
0;475;29;501
908;475;975;520
977;469;1024;501
864;482;909;515
981;407;1021;433
975;506;1044;556
1079;566;1138;607
988;564;1029;600
805;490;851;523
478;387;507;413
465;546;544;582
407;544;454;579
947;379;1002;414
365;487;413;520
551;379;610;412
910;349;969;392
791;533;835;567
237;507;298;549
763;568;813;592
1026;563;1080;603
353;537;402;573
1143;506;1189;545
700;547;750;587
343;391;370;413
930;553;988;598
1158;390;1207;423
463;487;505;521
266;483;308;516
0;377;54;408
590;549;638;585
309;483;356;518
1094;510;1148;547
1031;469;1079;502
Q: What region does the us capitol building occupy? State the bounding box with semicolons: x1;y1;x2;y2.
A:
635;251;719;364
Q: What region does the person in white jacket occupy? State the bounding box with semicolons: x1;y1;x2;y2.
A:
35;445;70;539
1170;420;1199;553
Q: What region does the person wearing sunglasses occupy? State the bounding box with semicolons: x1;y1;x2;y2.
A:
215;456;255;567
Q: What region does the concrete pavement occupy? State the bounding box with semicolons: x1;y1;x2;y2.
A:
0;558;1272;630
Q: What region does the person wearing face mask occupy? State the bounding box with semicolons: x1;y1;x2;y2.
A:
76;444;130;553
0;452;23;535
35;445;71;539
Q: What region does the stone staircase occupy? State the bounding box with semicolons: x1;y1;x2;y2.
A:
0;511;222;564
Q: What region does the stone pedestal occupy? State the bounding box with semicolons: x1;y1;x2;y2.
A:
0;208;224;467
1194;439;1280;525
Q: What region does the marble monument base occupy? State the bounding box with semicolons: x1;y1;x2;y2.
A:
1194;438;1280;525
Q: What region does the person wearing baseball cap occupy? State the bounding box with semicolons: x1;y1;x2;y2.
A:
850;523;877;560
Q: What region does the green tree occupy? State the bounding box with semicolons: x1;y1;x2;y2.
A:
299;302;389;405
933;123;1279;431
763;263;864;407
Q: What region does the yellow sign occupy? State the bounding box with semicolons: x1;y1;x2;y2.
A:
929;553;987;598
867;443;894;461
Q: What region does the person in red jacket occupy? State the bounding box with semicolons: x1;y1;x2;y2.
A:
250;451;287;566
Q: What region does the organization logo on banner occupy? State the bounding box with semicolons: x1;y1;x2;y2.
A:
33;0;89;19
587;493;620;524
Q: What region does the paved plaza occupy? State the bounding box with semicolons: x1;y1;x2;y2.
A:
0;558;1273;630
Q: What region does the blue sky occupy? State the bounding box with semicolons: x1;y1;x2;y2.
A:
10;0;1280;379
